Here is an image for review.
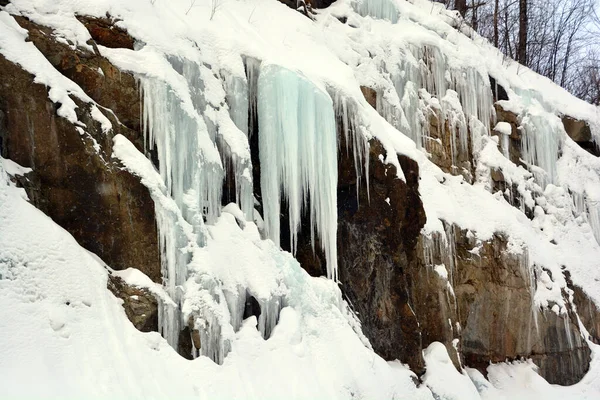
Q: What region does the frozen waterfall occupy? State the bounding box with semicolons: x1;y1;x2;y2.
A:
257;64;339;281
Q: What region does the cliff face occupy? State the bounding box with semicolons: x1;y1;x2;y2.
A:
0;16;160;282
1;0;600;395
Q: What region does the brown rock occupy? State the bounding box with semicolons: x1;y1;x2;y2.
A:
360;86;377;109
424;108;474;182
107;273;158;332
565;272;600;344
446;225;590;385
495;103;523;165
490;168;505;183
562;116;599;156
76;15;135;50
562;116;592;143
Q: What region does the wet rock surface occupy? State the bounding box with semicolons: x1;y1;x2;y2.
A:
424;106;474;182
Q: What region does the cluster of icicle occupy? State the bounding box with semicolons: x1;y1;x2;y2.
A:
139;55;369;361
371;38;600;247
257;64;339;280
376;44;494;170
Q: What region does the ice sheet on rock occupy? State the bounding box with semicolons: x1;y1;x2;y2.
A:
441;90;469;171
244;57;261;139
258;64;339;280
222;67;249;137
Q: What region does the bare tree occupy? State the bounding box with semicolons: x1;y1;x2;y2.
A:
493;0;499;47
517;0;528;65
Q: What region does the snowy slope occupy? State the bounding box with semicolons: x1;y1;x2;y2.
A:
2;0;600;398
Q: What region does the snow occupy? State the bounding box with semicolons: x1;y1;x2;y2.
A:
494;122;512;136
111;267;176;307
91;105;113;134
1;0;600;398
0;156;433;400
1;157;32;176
0;10;91;123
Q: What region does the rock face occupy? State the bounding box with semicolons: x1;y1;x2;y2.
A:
77;16;136;50
265;83;596;386
566;274;600;344
562;116;599;156
0;17;160;283
446;227;590;385
423;105;474;183
337;137;427;372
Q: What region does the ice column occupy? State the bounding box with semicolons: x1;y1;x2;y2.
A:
258;64;339;280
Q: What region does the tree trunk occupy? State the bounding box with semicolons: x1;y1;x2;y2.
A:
456;0;468;17
493;0;499;48
518;0;528;65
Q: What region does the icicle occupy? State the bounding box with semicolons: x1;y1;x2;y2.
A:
378;49;423;145
449;68;495;132
332;93;371;203
140;73;224;225
245;57;261;139
520;106;563;188
258;64;339;280
223;72;249;137
589;202;600;244
257;295;283;339
354;0;399;23
417;46;448;100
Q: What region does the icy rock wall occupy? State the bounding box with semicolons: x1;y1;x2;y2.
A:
257;64;339;280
